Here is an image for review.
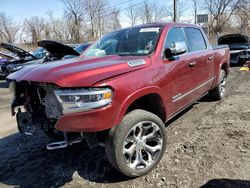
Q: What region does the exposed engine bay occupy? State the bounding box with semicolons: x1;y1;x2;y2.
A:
10;81;102;150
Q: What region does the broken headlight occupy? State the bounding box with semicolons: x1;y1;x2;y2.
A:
54;88;113;114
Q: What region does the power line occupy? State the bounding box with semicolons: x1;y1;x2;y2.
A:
103;0;135;10
101;0;149;19
12;0;61;17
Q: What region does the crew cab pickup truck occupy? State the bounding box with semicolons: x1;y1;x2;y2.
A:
8;23;230;177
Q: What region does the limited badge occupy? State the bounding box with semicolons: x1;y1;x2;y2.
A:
127;59;146;67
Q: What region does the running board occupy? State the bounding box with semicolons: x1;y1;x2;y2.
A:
47;141;68;150
46;132;83;150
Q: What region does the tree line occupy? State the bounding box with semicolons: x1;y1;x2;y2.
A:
0;0;249;44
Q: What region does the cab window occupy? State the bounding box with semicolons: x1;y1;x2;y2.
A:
164;27;187;51
184;27;207;52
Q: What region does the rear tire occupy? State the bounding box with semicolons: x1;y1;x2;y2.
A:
105;109;166;177
209;69;226;101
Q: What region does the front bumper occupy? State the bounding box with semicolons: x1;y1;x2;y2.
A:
55;102;120;132
12;81;122;133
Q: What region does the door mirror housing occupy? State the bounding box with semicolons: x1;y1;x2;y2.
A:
164;41;187;59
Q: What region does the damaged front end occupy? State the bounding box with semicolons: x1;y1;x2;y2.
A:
10;81;62;137
10;81;109;150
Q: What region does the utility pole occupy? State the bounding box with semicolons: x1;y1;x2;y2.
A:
173;0;177;22
193;0;197;24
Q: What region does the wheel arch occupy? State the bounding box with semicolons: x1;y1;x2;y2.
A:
221;61;229;77
115;86;167;126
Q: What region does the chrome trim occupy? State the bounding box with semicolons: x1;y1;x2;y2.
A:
168;92;208;122
62;99;112;114
172;93;182;100
172;77;215;103
54;88;113;114
54;88;112;96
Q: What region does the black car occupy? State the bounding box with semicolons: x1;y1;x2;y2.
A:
218;34;250;66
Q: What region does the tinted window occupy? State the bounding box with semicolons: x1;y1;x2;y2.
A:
164;27;187;50
184;28;207;52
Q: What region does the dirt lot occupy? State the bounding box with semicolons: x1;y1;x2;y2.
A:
0;67;249;188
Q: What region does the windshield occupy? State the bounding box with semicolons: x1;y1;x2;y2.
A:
84;26;162;57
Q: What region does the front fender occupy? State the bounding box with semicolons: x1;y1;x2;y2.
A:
114;86;167;126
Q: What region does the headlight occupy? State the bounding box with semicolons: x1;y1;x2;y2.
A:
54;88;113;114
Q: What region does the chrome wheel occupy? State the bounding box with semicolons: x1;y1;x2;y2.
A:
123;121;163;170
219;70;226;96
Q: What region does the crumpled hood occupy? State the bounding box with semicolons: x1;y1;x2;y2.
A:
0;43;36;59
218;34;250;45
8;55;150;87
0;51;17;60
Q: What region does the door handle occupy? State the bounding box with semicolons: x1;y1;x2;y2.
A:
208;56;213;61
188;61;196;67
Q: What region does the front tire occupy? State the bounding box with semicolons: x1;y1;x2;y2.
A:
209;69;227;101
105;110;166;177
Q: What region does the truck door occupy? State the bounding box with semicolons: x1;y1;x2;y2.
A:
183;27;214;98
162;27;197;116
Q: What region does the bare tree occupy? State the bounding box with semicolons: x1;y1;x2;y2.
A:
111;9;121;30
62;0;84;42
140;1;166;24
202;0;242;35
0;13;19;43
24;17;46;44
191;0;198;24
125;4;140;26
151;2;167;22
166;0;187;22
234;0;250;34
143;2;152;23
82;0;108;39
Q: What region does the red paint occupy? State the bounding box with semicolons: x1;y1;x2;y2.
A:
9;23;230;132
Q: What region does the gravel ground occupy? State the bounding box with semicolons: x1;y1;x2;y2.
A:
0;67;250;188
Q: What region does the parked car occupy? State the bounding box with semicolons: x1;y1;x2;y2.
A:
1;41;91;79
0;43;44;78
8;23;230;177
218;34;250;66
0;51;17;63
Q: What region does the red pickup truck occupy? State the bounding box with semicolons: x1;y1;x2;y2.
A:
8;23;230;177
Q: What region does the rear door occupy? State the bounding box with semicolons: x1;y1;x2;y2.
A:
162;27;197;116
183;27;214;98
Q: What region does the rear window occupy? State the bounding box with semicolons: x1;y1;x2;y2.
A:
184;28;207;52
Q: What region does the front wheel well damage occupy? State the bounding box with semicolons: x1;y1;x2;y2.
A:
125;93;166;123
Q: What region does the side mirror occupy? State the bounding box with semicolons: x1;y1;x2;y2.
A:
164;41;187;59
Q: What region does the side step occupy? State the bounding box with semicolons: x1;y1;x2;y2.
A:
46;132;82;150
47;141;68;150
